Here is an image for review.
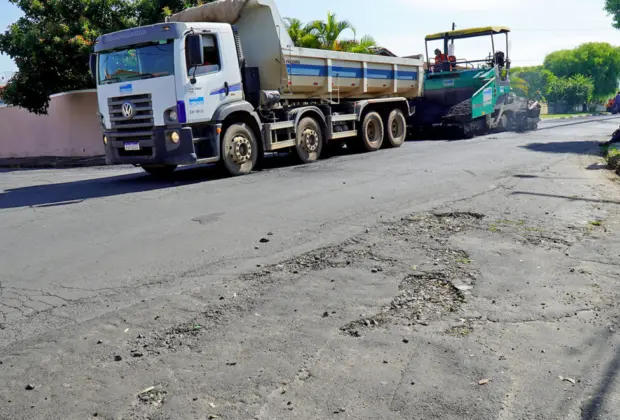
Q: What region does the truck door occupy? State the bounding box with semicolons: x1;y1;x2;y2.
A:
184;32;242;122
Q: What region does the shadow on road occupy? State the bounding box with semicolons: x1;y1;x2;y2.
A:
520;141;602;155
513;174;594;180
586;163;610;171
0;168;214;210
0;153;310;210
581;344;620;419
511;191;620;205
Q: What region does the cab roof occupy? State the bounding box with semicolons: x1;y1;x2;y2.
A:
425;26;510;41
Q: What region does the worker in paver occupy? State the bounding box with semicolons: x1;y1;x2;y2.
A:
434;48;447;72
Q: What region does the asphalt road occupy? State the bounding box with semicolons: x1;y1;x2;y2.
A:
1;117;619;419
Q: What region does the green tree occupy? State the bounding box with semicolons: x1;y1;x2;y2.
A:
510;66;556;100
283;18;320;49
136;0;212;25
605;0;620;29
0;0;208;114
543;42;620;99
546;74;594;112
339;35;378;54
307;11;355;50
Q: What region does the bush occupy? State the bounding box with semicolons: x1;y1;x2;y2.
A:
606;146;620;174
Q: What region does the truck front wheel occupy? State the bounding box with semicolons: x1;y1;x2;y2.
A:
361;111;384;151
220;123;258;176
295;117;323;163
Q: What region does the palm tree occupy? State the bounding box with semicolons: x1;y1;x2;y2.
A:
284;17;320;48
284;13;376;54
343;35;378;54
307;11;356;50
510;72;530;98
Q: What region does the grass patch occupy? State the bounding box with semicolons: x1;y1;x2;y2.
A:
540;113;594;120
446;325;473;337
497;219;526;225
524;227;544;233
588;220;603;227
606;147;620;163
455;258;472;264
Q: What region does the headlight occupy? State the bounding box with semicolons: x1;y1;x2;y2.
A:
103;135;108;145
169;110;178;122
170;132;180;143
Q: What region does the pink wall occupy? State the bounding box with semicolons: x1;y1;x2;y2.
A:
0;90;104;158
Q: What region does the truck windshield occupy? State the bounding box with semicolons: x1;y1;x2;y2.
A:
98;40;174;85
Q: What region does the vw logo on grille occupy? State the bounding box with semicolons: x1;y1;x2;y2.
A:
121;102;134;119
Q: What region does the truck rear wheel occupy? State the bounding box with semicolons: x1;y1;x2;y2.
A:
385;109;407;148
295;117;323;163
361;111;384;151
220;123;258;176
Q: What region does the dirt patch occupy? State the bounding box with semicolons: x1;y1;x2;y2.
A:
132;306;242;355
392;272;465;321
123;385;168;420
340;212;485;336
133;323;205;356
134;211;487;345
280;243;396;274
487;219;578;250
385;211;484;237
341;271;466;337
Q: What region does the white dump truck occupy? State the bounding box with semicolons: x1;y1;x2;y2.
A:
90;0;424;176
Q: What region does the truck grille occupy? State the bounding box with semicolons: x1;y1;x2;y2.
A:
107;94;154;156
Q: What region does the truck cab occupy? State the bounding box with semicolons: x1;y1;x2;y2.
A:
93;22;246;175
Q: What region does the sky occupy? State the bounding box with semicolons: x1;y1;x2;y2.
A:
0;0;618;73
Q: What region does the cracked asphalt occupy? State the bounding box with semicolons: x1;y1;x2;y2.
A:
1;117;620;419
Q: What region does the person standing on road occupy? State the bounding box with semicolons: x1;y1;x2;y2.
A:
615;92;620;114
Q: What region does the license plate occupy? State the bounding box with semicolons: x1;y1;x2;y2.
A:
124;142;141;151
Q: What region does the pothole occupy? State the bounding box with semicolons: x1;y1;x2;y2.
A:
341;271;466;337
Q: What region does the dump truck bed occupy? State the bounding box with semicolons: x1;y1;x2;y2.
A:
169;0;424;101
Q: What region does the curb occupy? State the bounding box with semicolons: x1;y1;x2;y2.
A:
0;156;106;169
542;113;609;121
537;115;620;131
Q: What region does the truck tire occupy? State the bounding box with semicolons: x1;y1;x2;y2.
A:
361;111;384;151
142;165;177;177
385;109;407;148
294;117;323;163
220;123;258;176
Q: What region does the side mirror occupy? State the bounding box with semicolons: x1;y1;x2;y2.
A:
187;35;203;67
89;54;97;81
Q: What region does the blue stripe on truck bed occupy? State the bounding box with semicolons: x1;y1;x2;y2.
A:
287;64;329;77
287;63;417;81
